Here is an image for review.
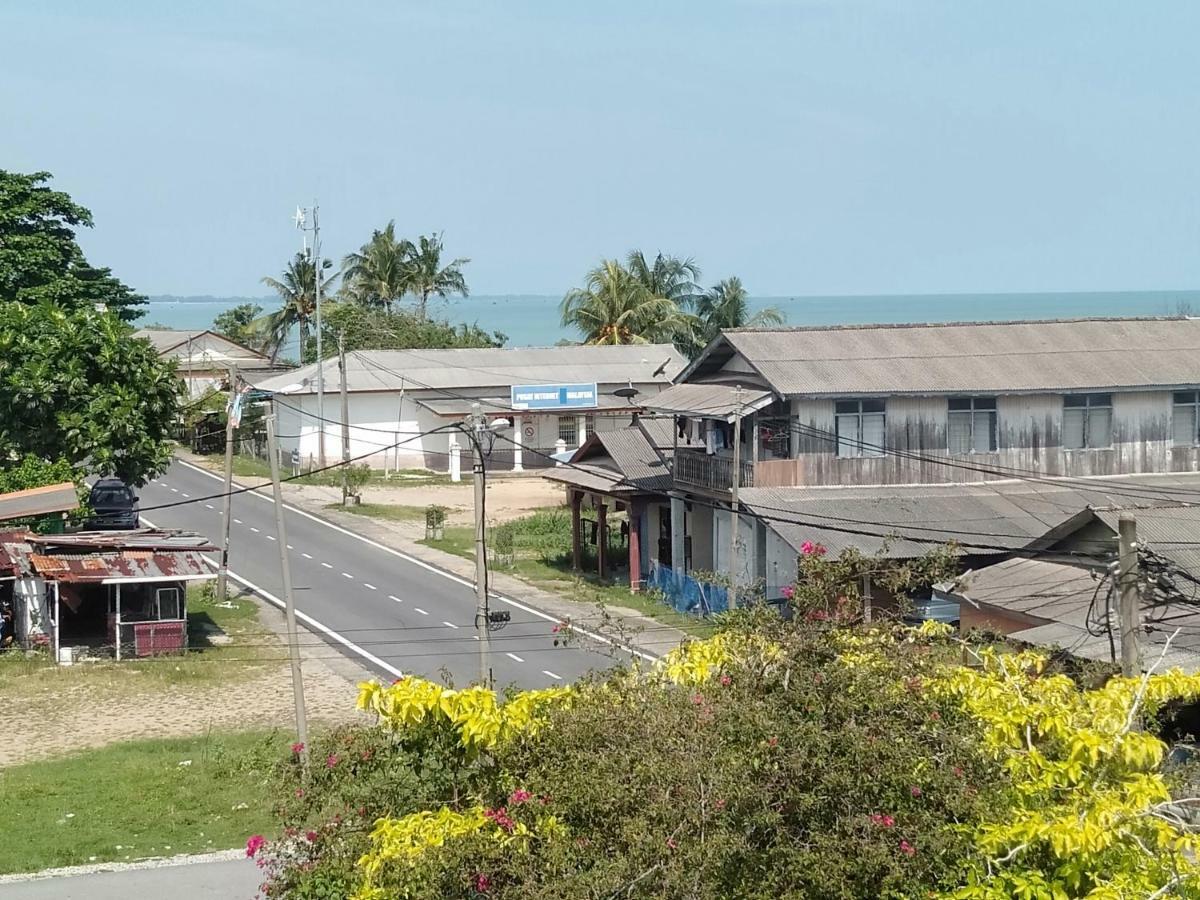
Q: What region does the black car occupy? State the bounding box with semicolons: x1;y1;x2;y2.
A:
86;478;140;529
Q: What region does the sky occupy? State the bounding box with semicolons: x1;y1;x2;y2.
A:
4;1;1198;298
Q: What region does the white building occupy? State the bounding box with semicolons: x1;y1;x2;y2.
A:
253;344;683;471
136;329;288;397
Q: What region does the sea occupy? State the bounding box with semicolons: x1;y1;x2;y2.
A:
144;290;1200;354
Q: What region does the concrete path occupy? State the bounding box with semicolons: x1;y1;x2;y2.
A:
1;854;262;899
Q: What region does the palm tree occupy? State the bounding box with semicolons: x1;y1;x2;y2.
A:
340;221;413;310
626;250;701;306
406;233;469;320
256;252;339;363
560;259;687;345
683;276;784;357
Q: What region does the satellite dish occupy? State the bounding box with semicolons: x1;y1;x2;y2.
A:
614;383;640;403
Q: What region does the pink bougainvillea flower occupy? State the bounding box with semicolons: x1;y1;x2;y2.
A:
899;840;916;856
472;873;492;893
509;789;533;805
245;835;265;858
305;830;318;842
290;742;305;755
801;541;815;555
780;584;795;600
869;813;896;828
666;837;678;850
326;754;339;769
484;807;516;833
720;674;732;687
910;786;922;797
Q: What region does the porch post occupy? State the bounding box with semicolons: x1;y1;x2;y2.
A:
597;501;608;579
670;495;686;582
752;417;760;466
115;583;122;661
576;415;588;447
52;583;60;665
512;416;524;472
628;499;643;592
570;491;582;571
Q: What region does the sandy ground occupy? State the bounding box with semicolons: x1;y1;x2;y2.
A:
0;596;370;768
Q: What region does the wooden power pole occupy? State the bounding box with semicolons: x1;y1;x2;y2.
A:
1118;513;1142;677
266;413;310;768
466;403;492;687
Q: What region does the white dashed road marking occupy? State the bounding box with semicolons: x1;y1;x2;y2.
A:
205;504;214;510
302;552;313;559
342;572;353;579
542;670;561;680
266;535;276;541
286;544;293;550
506;653;525;663
181;493;189;498
363;583;376;591
414;607;428;615
321;562;333;569
250;527;260;533
170;488;178;493
442;621;458;629
389;595;402;603
234;518;243;524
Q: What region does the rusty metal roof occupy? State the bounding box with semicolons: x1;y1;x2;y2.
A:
26;548;213;583
27;529;215;552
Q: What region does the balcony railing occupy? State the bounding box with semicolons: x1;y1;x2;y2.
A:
672;448;755;492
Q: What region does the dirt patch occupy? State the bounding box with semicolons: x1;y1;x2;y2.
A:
0;594;370;768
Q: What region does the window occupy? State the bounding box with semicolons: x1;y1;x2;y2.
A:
585;414;596;438
1174;392;1200;446
155;587;182;620
1063;394;1112;449
948;397;997;454
558;415;578;445
835;399;885;458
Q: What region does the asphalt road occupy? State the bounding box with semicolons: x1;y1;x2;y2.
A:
1;858;262;900
138;459;616;689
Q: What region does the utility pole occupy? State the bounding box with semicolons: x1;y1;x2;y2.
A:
266;414;309;768
216;365;238;603
1118;513;1142;677
467;403;492;686
728;385;743;610
296;202;326;467
338;332;351;506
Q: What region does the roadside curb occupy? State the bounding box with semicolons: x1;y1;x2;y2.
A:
0;848;246;883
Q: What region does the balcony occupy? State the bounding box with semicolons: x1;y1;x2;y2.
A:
673;448;755;493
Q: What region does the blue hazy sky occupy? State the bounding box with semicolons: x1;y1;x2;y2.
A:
4;1;1198;298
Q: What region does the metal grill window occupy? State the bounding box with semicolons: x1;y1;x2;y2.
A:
558;415;578;445
834;399;886;458
1063;393;1112;449
585;415;596;438
1173;391;1200;446
947;397;997;454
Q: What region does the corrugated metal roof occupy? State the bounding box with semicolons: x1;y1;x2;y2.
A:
741;473;1200;559
26;548;213;583
542;424;674;495
28;530;215;552
643;382;775;419
0;482;79;522
1093;505;1200;577
708;317;1200;397
255;345;684;395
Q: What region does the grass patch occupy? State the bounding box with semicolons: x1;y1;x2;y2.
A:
328;502;428;522
0;730;287;874
221;455;451;488
423;508;713;638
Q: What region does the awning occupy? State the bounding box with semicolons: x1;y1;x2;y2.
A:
642;383;774;421
415;394;642;417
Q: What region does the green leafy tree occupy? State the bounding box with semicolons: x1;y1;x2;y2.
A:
0;302;180;484
257;253;339;363
340;221;413;310
560;259;687;344
211;302;263;348
0;170;146;321
406;233;469;321
626;249;701;305
310;303;505;357
680;276;785;358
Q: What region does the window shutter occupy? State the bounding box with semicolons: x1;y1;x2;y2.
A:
861;412;886;456
948;411;972;454
1063;408;1085;449
1174;406;1197;446
1088;407;1112;448
836;414;860;458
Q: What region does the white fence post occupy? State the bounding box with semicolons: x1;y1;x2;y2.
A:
555;438;567;465
449;437;462;482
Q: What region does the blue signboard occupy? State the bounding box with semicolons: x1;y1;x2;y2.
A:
510;382;598;411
